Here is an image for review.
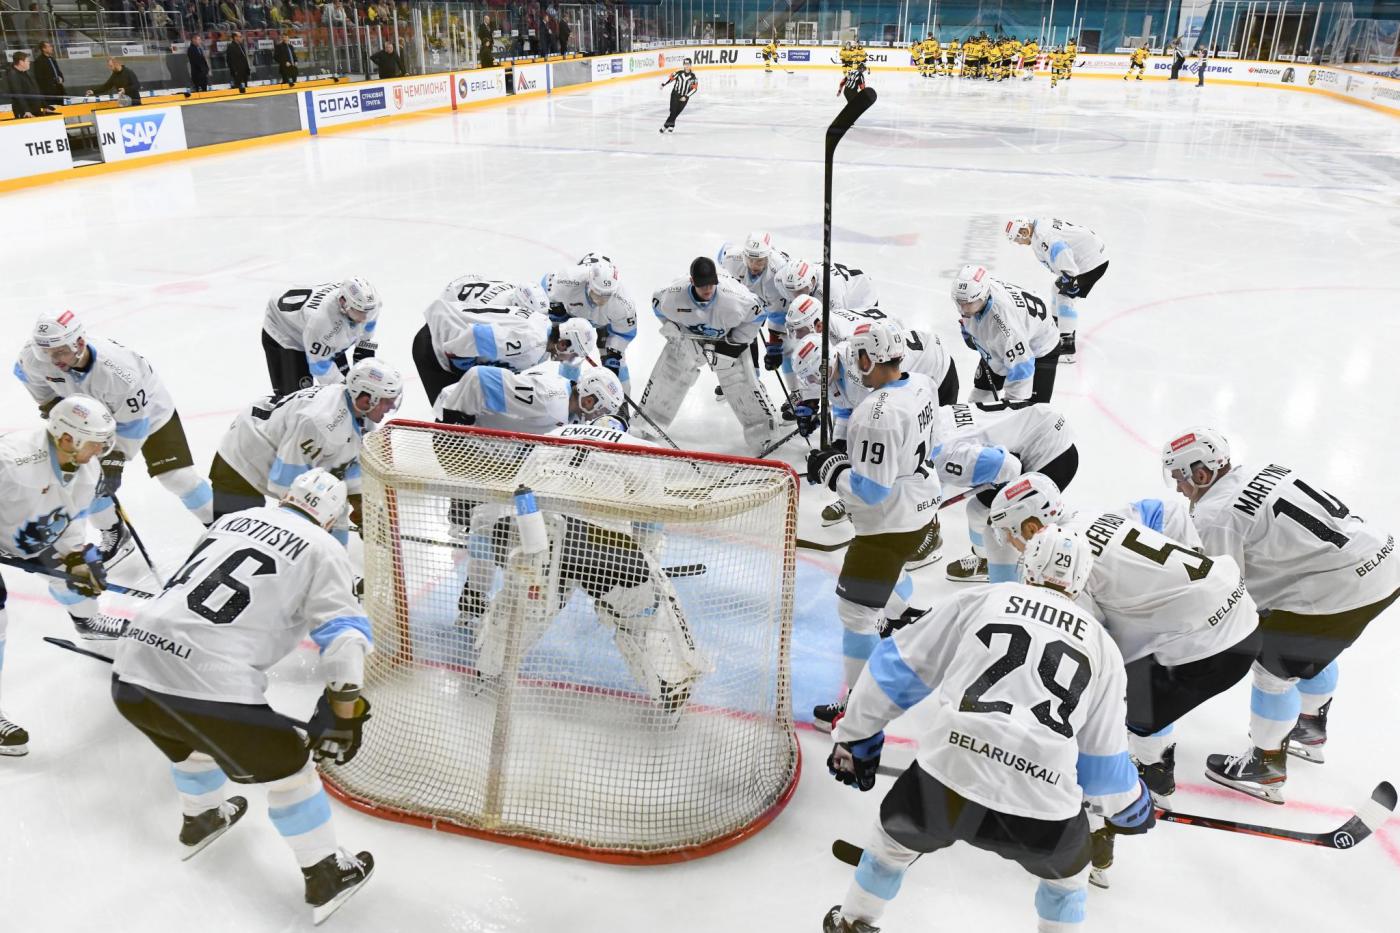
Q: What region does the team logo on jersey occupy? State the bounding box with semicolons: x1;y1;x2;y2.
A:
1169;433;1197;451
15;508;70;555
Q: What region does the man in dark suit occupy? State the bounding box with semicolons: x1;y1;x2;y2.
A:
33;42;66;106
187;34;212;93
226;31;251;93
4;51;51;118
370;41;404;79
87;57;143;106
273;32;298;86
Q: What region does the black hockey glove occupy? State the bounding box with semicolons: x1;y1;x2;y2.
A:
763;339;785;371
831;438;847;454
961;327;977;351
1054;272;1081;297
806;446;850;490
308;691;373;766
827;731;884;792
711;339;749;359
1105;778;1157;836
601;348;624;375
96;452;126;499
548;302;571;324
62;545;107;598
793;400;820;437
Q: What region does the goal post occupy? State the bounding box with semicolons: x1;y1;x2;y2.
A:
322;419;802;863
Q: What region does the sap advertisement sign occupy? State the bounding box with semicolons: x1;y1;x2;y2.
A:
96;106;187;162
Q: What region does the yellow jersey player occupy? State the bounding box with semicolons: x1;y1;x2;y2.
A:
1126;45;1148;80
762;40;778;72
839;41;855;73
1065;38;1078;78
1021;39;1040;80
923;36;941;77
945;38;961;76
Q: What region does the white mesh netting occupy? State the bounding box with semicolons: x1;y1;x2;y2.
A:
321;420;800;862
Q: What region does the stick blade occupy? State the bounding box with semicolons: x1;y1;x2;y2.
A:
1357;781;1398;835
832;838;863;866
825;86;878;150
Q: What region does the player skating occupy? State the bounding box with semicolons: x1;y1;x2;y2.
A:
0;396;118;756
803;322;943;729
1005;217;1109;363
209;359;403;527
951;264;1060;404
637;256;780;454
15;310;214;559
544;254;640;393
761;39;778;72
822;526;1155;933
111;469;375;923
1162;428;1400;803
659;58;698;133
1125;45;1149;80
261;277;381;398
414;273;552;404
1019;38;1040;79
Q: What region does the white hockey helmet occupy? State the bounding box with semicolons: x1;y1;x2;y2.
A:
847;320;906;376
33;309;86;352
786;294;824;336
776;261;820;301
339;276;381;321
1161;426;1232;488
47;394;116;456
516;282;550;316
575;366;624;418
988;473;1065;547
585;260;620;300
951;264;992;313
791;334;825;384
281;467;349;531
1005;218;1035;244
553;317;598;363
345;358;404;423
1018;524;1094;598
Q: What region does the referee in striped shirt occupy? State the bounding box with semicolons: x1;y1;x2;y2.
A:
660;59;698;133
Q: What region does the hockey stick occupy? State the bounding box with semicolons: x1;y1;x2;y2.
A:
0;553;157;599
829;781;1397;863
623;391;680;451
756;426;802;460
797;485;988;553
819;85;876;450
113;494;161;580
43;636;121;663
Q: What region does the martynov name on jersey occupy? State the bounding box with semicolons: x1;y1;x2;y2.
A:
1231;463;1292;516
1357;536;1395;578
947;730;1063;786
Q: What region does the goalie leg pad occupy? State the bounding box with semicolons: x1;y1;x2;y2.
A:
598;557;709;704
638;338;703;429
473;515;567;677
714;353;778;450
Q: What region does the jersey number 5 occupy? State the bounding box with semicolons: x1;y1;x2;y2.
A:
166;540;277;625
959;622;1091;738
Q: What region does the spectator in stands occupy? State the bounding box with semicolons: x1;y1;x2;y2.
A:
87;57;143;106
33;41;66;105
4;52;50;118
187;33;211;92
218;0;242;27
226;30;251;92
331;1;347;27
370;41;404;79
268;0;287;28
274;31;298;86
478;15;494;68
246;0;267;29
558;15;570;54
199;0;219;29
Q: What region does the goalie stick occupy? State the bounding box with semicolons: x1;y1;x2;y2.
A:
829;781;1397;864
797;484;985;553
819;85;876;450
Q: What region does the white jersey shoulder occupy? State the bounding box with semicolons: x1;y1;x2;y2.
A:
0;428;99;559
425;275;550;372
435;362;574;434
1030;217;1107;276
959;278;1059;400
545;264;639;350
263;283;376;385
217;385;365;500
652;272;765;345
112;505;371;705
933;402;1073;486
838;373;942;536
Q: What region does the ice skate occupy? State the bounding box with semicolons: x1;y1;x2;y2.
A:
1134;743;1177;807
945;554;987;583
812;699;846;734
822;499;850;526
303;849;375;925
179;796;248;860
0;716;29;757
72;613;128;641
1088;827;1114;889
1058;332;1077;364
1205;742;1288;804
1287;700;1330;764
905;520;943;570
823;905;880;933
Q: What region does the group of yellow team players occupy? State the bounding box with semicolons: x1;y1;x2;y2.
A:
907;34;1080;86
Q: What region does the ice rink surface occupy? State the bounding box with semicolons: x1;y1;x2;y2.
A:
3;68;1400;931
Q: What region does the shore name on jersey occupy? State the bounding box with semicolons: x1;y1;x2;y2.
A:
1004;593;1088;640
1205;579;1248;627
218;515;311;560
121;626;192;660
1081;511;1126;556
1232;463;1292;517
947;730;1062;786
1357;535;1395;578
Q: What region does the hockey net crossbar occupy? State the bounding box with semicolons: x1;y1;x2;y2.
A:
321;420;801;863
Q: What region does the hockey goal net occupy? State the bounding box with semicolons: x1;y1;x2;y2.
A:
321;420;801;863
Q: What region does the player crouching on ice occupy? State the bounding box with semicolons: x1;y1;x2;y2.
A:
823;527;1155;933
111;469;376;924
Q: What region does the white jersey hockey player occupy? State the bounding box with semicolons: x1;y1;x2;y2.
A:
1007;217;1110;362
460;417;706;718
543;254;640;392
111;470;375;923
805;323;944;729
951;264;1061;405
435;360;624;435
15;310;214;554
1163;427;1400;803
988;473;1259;817
210;359;404;527
0;395;118;755
933;400;1078;583
718;231;790;318
772;259;878;321
638;257;779;453
414;274;552;404
823;527;1154;933
261;277;381;396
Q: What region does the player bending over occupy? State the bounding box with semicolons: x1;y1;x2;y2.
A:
414;273;551;404
1005;218;1109;363
543;253;639;394
823;527;1154;933
261;277;381;397
111;469;375;923
951;264;1060;405
1162;428;1400;803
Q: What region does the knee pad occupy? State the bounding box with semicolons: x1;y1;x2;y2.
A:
838;596;880;636
1252;660;1297;695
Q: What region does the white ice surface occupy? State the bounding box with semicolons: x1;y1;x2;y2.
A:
2;70;1399;932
